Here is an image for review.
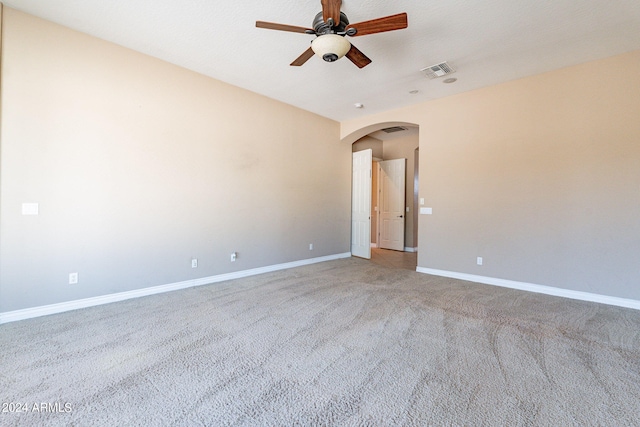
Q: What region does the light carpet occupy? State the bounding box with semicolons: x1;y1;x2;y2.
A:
1;257;639;426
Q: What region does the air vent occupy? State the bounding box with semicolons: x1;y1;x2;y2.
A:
381;126;408;133
421;61;456;79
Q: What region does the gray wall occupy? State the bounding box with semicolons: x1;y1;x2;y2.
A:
342;50;640;302
0;9;351;312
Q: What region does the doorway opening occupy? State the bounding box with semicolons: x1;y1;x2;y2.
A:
348;123;419;269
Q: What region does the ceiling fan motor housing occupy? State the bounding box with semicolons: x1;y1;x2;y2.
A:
313;11;349;34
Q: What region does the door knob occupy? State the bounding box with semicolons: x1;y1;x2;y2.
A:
398;215;403;218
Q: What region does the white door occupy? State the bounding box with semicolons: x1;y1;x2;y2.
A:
351;149;372;259
379;158;406;251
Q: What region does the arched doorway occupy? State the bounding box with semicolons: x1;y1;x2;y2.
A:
344;122;420;269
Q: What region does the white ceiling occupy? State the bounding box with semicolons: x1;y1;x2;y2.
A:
4;0;640;122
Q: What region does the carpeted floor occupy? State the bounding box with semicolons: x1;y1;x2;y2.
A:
1;257;639;426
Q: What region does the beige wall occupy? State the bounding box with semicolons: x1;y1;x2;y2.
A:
0;9;351;312
342;50;640;301
352;136;383;159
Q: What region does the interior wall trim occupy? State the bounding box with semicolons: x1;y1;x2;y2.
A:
416;267;640;311
0;252;352;324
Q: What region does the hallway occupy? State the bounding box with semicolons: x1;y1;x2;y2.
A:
369;248;417;271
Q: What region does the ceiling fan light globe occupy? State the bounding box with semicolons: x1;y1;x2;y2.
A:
311;34;351;62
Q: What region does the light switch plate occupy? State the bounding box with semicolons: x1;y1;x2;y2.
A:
22;203;39;215
420;207;433;215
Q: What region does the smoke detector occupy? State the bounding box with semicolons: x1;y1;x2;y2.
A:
421;61;456;79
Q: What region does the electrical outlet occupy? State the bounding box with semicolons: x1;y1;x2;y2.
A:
69;272;78;285
231;252;237;262
309;243;313;250
191;258;198;268
477;257;483;266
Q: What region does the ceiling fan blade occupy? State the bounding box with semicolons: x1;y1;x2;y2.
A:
256;21;314;34
291;47;315;66
346;12;408;36
321;0;342;25
345;44;372;69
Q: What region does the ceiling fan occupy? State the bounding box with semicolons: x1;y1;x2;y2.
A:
256;0;408;68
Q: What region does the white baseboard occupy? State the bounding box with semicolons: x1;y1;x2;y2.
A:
416;267;640;311
0;252;352;324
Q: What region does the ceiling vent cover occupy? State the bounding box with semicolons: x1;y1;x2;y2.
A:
381;126;408;133
421;61;455;79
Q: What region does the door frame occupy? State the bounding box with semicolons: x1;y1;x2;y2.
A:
345;122;420;259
